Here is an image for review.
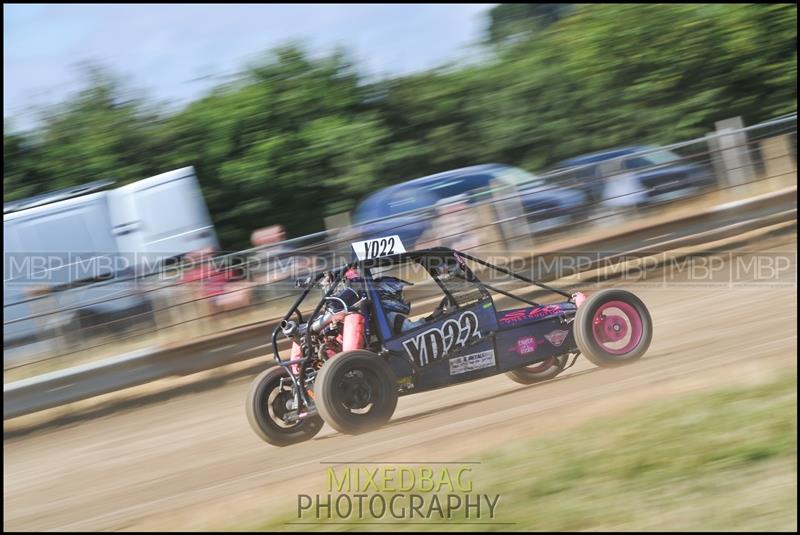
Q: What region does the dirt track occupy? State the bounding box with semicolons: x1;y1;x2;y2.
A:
3;232;797;531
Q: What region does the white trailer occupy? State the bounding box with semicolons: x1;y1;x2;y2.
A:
3;166;219;363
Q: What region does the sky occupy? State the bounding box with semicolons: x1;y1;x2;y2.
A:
3;3;496;131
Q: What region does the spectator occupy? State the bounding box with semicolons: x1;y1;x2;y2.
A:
416;195;481;251
179;247;250;314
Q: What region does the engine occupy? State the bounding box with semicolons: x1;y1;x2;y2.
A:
280;282;365;372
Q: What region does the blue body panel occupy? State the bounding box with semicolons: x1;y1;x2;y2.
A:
494;302;578;371
381;297;578;392
494;317;576;372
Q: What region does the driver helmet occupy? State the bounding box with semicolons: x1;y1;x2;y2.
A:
432;255;467;280
374;276;412;316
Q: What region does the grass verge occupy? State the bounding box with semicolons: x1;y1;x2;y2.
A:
241;370;797;532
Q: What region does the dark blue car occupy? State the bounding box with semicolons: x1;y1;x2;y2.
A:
349;164;586;248
553;146;716;208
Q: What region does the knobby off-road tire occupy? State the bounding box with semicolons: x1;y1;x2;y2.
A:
314;350;398;435
246;366;324;447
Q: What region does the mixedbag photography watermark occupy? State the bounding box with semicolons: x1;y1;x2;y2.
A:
295;462;502;524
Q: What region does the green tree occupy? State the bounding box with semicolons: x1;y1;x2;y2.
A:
3;5;796;249
4;127;43;202
487;3;574;45
157;45;393;246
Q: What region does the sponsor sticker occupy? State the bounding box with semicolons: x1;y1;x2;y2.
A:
515;336;538;354
498;305;562;325
544;329;569;347
449;350;496;375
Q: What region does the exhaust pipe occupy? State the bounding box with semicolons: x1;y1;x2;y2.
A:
281;309;356;340
309;310;347;333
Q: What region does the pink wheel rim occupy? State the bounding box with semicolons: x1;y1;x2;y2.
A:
524;357;556;373
591;300;643;355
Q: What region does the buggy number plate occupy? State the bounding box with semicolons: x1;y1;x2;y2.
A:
352;235;406;260
449;350;496;375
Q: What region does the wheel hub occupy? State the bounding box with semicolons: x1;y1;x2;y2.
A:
340;371;374;410
589;300;645;356
269;389;304;427
271;390;295;423
596;314;627;342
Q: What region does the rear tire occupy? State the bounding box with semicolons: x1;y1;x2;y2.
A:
506;354;570;385
246;366;323;447
315;350;398;435
574;289;652;368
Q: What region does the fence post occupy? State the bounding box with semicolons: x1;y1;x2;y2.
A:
470;201;507;263
324;212;351;233
489;180;533;261
759;134;797;189
714;117;756;190
705;132;727;188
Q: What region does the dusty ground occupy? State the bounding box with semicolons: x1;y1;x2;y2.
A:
3;232;796;532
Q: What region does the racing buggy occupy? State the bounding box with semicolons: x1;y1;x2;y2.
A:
247;237;653;446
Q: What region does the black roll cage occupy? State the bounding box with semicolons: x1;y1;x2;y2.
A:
270;247;574;408
272;247;572;367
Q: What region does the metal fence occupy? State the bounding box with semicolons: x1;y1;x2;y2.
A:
3;113;797;381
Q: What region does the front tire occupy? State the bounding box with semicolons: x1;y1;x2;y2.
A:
506;354;570;385
246;366;323;447
314;350;398;435
574;289;652;368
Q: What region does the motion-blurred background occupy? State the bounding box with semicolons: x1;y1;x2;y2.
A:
3;4;797;531
3;3;796;378
5;4;796;244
